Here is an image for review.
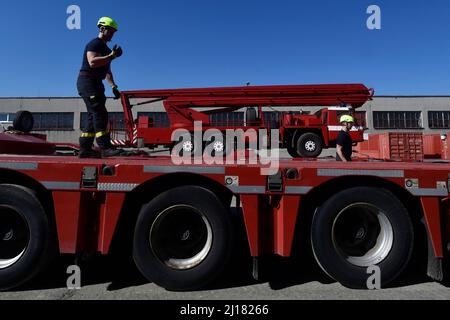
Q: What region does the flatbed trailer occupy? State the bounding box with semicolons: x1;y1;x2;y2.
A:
0;142;449;290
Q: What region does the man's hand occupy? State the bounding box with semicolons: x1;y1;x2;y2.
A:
109;45;123;60
112;85;121;100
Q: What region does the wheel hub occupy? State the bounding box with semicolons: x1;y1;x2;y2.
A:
0;205;29;269
213;141;224;153
180;230;191;241
182;141;194;152
332;203;393;267
305;141;316;152
150;205;213;270
2;229;13;241
356;226;367;239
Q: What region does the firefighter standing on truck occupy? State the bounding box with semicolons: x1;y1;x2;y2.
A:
77;17;124;158
336;115;354;162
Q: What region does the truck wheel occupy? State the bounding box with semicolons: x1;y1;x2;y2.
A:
311;187;414;289
133;186;233;290
0;185;53;291
180;136;195;156
205;137;228;157
296;133;323;158
174;135;201;157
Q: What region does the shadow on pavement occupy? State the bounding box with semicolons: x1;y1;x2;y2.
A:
12;251;442;294
12;211;445;293
17;254;148;292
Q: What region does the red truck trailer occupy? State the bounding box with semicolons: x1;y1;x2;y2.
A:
119;84;373;158
0;123;449;291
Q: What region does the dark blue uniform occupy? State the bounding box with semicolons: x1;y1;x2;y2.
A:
336;130;353;161
77;38;113;151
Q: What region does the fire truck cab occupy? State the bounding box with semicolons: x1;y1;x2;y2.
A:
281;106;365;158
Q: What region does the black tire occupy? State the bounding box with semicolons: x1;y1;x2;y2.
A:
0;185;54;291
13;111;34;133
133;186;233;291
296;133;323;158
311;187;414;289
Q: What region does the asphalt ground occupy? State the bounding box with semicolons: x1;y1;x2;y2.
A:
1;250;450;300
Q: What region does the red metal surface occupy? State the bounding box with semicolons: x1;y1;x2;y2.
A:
53;192;83;253
321;126;331;146
273;195;301;256
379;133;423;161
0;132;55;155
241;195;264;256
423;134;443;159
98;193;126;254
121;94;135;144
355;133;424;161
0;153;448;259
122;84;373;103
421;197;444;257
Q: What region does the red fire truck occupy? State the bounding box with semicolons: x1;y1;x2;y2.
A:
0;86;449;292
118;84;372;158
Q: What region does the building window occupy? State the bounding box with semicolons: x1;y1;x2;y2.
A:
80;112;125;130
137;112;170;128
210;112;244;127
0;113;16;122
108;112;126;131
428;111;450;129
373;111;422;129
32;112;74;131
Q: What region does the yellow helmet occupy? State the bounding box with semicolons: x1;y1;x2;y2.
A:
340;115;355;123
97;17;119;31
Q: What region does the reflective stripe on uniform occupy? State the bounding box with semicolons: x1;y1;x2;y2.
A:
96;131;109;138
81;132;96;138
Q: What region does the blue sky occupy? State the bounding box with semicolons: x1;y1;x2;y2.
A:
1;0;450;96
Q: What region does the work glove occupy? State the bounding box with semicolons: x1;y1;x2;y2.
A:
112;85;121;100
109;45;123;60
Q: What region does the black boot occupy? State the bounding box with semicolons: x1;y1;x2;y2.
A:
79;136;100;158
96;132;124;157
